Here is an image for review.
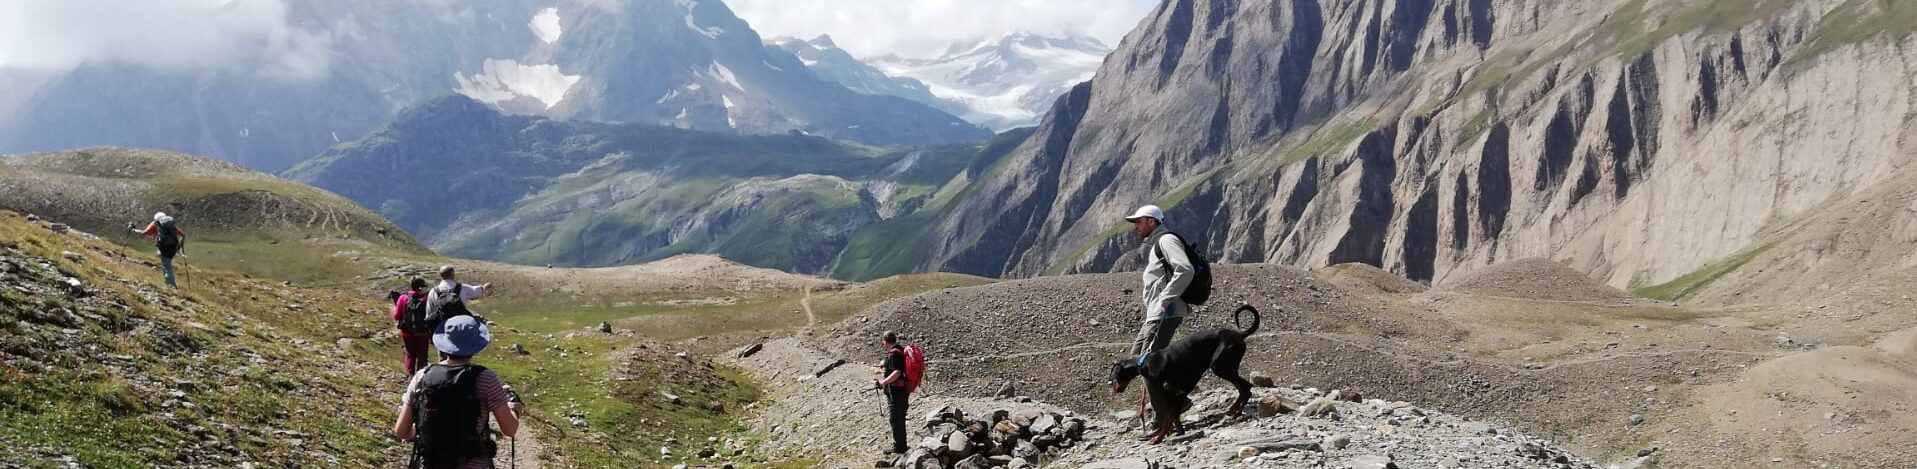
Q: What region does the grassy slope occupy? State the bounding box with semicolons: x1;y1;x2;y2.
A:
0;147;432;288
0;211;403;467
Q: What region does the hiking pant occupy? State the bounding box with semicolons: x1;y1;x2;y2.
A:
400;331;432;377
159;254;177;288
885;386;909;453
1129;316;1184;363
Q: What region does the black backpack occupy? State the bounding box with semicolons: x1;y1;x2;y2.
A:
397;292;433;334
409;364;497;468
156;218;181;256
1154;232;1213;306
425;284;473;328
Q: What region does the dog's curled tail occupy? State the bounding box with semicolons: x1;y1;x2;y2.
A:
1234;304;1261;337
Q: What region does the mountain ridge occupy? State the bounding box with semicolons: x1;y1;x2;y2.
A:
0;0;987;172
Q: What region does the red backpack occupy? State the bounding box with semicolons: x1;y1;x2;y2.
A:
900;344;927;394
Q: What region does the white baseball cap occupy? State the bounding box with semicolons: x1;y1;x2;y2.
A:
1123;205;1165;223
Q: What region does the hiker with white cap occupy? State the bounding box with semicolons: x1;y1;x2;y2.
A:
1122;204;1216;434
424;265;493;338
129;212;186;288
393;315;523;468
1124;204;1196;363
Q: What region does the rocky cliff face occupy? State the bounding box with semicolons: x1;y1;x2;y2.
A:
918;0;1917;298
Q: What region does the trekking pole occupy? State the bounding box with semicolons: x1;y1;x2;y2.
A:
505;386;523;469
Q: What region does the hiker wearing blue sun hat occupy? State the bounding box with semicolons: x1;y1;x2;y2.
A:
394;315;524;469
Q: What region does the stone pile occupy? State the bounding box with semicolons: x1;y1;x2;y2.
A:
882;405;1093;469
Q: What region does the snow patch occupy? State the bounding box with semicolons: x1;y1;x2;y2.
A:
674;0;725;38
708;63;743;91
454;59;582;109
722;95;737;127
530;8;562;44
764;60;783;72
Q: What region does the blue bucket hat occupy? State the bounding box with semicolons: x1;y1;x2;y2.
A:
434;315;491;357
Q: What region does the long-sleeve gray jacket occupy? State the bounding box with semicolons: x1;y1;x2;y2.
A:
1141;225;1194;320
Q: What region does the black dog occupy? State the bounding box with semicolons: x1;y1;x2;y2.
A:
1110;305;1261;444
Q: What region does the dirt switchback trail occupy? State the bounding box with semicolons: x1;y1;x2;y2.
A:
801;285;818;331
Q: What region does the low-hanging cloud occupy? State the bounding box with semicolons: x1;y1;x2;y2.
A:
727;0;1157;58
0;0;333;80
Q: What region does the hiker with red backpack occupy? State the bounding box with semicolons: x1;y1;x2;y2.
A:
873;331;925;455
393;277;434;377
392;315;524;469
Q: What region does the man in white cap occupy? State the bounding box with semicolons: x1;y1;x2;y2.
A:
1124;205;1195;366
1122;204;1196;433
424;265;493;334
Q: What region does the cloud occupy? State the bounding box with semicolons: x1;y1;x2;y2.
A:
726;0;1157;58
0;0;334;80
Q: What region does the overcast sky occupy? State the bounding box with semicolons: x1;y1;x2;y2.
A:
0;0;333;79
0;0;1159;76
727;0;1159;58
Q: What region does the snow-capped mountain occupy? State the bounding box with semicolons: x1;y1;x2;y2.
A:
0;0;987;171
872;33;1112;130
768;35;966;117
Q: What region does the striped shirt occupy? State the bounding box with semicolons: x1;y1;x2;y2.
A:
406;365;510;469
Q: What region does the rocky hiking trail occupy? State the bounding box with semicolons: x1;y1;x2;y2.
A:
727;338;1606;469
493;425;544;469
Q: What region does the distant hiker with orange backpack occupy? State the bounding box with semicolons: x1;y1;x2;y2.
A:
393;277;434;377
872;331;925;455
129;212;185;288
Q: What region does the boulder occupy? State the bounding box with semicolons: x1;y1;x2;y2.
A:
1324;434;1352;450
1343;455;1397;469
1235;437;1322;454
598;321;613;333
945;430;971;455
1256;395;1300;418
1013;439;1040;462
1062;419;1086;439
1010;410;1039;428
738;343;764;358
933;423;960;442
60;251;83;262
924;406;955;425
995;381;1017;399
815;359;847;378
1079;459;1154;469
989;409;1011;425
1030;414;1058;435
1248;372;1276;388
953;454;991;469
901;448;934;467
1300;397;1336;418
